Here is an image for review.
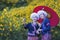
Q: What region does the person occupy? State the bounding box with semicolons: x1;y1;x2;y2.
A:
23;13;40;40
37;10;51;40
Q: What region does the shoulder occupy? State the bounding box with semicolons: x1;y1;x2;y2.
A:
45;18;51;26
43;18;50;24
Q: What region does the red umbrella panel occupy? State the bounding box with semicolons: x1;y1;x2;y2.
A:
33;6;59;27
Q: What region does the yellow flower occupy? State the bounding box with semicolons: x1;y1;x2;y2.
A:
51;29;54;32
3;8;7;12
55;31;58;34
0;24;3;26
3;28;4;31
10;28;12;31
0;28;2;30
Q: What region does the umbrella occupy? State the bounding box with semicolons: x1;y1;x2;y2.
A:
33;6;59;27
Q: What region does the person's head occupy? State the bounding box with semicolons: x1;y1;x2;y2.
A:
37;10;48;19
30;13;39;22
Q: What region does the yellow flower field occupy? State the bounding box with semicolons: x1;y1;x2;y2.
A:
0;0;60;30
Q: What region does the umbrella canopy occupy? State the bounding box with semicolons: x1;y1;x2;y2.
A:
33;6;59;27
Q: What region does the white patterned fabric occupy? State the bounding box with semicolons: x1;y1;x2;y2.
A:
30;13;39;20
37;10;48;17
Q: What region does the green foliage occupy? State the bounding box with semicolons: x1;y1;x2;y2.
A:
0;24;27;40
